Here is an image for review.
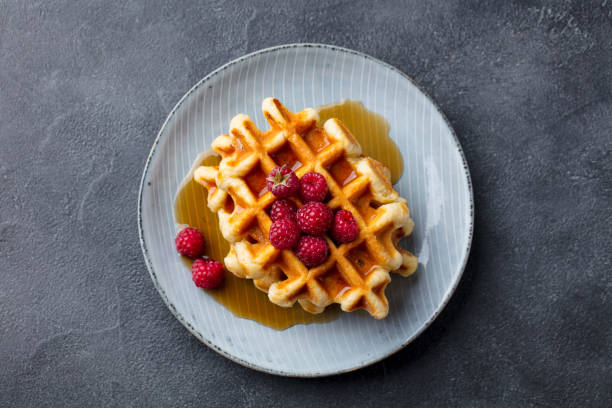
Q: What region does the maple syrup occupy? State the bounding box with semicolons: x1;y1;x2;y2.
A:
316;99;403;184
173;100;402;330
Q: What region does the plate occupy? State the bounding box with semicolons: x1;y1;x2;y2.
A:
138;44;473;376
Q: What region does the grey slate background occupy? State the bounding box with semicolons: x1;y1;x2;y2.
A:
1;0;611;406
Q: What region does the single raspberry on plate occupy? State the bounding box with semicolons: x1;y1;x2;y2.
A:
191;258;224;289
175;227;205;258
331;209;359;243
269;219;301;250
299;171;328;202
269;198;297;222
295;236;329;267
296;202;333;235
266;165;299;198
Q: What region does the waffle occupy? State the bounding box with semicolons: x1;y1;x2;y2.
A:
194;98;417;319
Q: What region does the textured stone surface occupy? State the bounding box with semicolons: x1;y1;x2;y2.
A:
1;0;610;406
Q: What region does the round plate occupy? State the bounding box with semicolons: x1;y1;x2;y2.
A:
138;44;473;377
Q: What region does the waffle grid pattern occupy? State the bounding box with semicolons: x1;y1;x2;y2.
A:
195;98;417;318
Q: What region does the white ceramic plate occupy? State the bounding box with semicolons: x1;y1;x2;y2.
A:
138;44;473;377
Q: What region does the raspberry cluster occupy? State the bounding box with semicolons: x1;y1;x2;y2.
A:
266;167;359;267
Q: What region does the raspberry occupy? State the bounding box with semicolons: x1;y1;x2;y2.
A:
269;219;301;250
269;198;297;222
331;210;359;243
175;227;205;258
299;172;328;202
191;258;224;289
295;236;329;267
266;165;299;198
296;202;333;235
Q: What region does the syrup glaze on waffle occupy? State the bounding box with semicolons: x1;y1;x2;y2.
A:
194;98;417;319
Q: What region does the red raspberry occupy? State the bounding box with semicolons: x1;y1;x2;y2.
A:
191;258;224;289
266;165;299;198
269;198;297;222
299;172;328;202
296;202;333;235
175;227;205;258
295;236;329;267
269;219;301;250
331;210;359;243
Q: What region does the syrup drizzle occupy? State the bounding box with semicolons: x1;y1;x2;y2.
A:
174;100;402;330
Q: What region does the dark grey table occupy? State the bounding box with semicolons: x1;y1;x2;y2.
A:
1;1;610;407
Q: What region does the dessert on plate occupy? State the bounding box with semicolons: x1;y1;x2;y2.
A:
192;98;417;319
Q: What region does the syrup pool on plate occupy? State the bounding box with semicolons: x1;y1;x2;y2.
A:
316;99;403;184
173;100;402;330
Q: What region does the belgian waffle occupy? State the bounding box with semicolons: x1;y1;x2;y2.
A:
194;98;417;319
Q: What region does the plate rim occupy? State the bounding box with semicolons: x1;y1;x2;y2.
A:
137;43;474;377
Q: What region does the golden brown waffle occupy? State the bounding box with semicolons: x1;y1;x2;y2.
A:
194;98;417;319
